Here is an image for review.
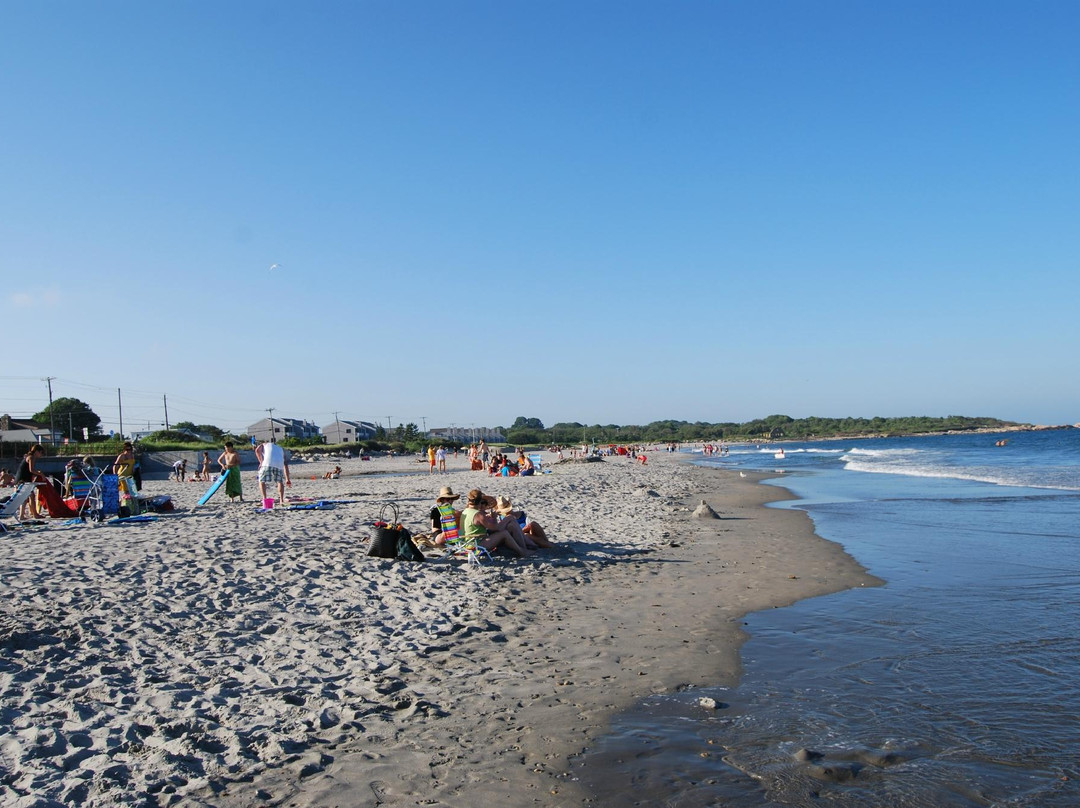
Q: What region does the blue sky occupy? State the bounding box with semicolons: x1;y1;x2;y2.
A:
2;0;1077;435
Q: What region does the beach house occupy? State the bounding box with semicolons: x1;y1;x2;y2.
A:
428;426;506;443
246;417;322;443
0;414;62;446
321;419;379;444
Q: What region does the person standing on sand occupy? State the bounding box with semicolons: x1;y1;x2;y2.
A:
217;441;243;501
15;444;44;519
428;445;437;474
256;439;291;504
436;445;447;473
199;451;211;482
112;442;135;477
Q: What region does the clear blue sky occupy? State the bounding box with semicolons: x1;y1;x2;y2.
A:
2;1;1077;435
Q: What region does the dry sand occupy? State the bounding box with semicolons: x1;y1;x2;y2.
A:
0;451;878;807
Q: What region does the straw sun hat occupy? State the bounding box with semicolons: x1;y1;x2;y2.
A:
436;486;460;501
495;496;514;515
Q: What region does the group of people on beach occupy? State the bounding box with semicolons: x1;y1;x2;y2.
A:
427;445;449;473
482;450;536;477
426;485;552;558
171;452;216;483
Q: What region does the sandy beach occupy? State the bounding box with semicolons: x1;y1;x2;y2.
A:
0;451;878;807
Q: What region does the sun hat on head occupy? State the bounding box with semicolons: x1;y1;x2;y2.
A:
495;496;514;515
467;488;489;506
437;486;460;501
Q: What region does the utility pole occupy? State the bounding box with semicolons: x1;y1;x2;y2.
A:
386;416;393;431
266;408;275;443
333;411;341;443
118;388;124;440
163;394;170;430
43;377;55;445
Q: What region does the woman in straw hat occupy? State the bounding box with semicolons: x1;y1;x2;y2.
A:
461;489;534;557
494;495;553;549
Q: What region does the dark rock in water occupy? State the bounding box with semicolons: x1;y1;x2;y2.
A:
793;748;824;762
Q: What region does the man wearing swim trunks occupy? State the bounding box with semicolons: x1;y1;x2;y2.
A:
255;439;291;504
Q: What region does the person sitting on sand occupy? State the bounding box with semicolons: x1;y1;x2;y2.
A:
0;468;14;487
461;488;534;557
518;452;535;476
63;459;81;498
494;495;553;549
323;465;342;479
429;485;462;546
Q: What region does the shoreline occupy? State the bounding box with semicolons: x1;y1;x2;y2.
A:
0;452;879;807
209;456;880;806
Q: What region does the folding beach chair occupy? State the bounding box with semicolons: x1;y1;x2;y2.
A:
67;467;106;520
528;454;543;473
446;533;492;566
119;476;141;516
0;483;39;533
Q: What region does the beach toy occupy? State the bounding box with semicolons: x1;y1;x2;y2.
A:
263;497;275;509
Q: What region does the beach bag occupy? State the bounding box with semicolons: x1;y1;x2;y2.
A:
368;502;424;561
396;531;425;562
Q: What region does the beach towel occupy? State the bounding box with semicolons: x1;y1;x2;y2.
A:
224;467;243;499
36;478;78;518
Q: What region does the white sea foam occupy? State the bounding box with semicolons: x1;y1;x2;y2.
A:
842;456;1080;492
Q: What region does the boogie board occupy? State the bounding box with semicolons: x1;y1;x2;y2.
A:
196;471;230;507
106;515;158;525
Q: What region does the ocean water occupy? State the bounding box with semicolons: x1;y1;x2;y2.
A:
579;429;1080;807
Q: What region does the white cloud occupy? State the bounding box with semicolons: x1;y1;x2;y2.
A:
8;286;61;308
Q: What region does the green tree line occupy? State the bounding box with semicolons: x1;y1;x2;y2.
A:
505;414;1024;446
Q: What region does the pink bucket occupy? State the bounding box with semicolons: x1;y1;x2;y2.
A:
262;498;275;509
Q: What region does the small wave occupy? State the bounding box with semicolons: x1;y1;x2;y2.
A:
843;447;922;458
842;459;1080;492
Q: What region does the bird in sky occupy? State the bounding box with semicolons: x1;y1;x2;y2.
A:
269;263;281;271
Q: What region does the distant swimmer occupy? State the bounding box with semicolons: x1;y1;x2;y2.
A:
995;439;1010;447
775;449;786;459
